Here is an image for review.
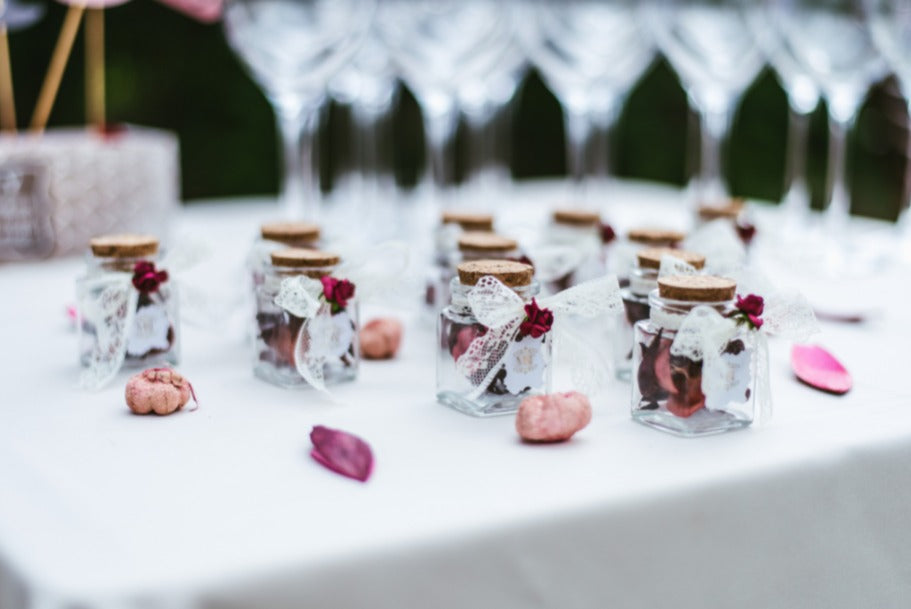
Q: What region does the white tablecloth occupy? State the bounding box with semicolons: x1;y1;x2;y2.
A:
1;181;910;609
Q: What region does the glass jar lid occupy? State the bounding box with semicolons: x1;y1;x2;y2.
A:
627;227;686;247
657;275;736;302
457;259;533;287
697;199;744;221
553;208;600;227
458;232;518;254
89;234;159;258
260;221;321;245
441;210;494;232
270;248;340;268
637;247;705;270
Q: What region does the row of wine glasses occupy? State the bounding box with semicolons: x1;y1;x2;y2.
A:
221;0;911;264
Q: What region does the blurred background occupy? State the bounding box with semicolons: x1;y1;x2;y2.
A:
6;0;909;220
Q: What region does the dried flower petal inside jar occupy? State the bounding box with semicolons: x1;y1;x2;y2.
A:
437;259;552;417
253;248;359;389
631;274;758;436
76;234;180;384
614;248;705;381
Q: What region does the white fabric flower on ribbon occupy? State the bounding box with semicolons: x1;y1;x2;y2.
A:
126;304;172;357
307;311;355;360
457;274;623;399
503;334;549;395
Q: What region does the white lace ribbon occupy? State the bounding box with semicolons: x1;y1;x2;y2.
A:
659;289;818;424
683;219;746;275
78;273;140;390
458;274;622;399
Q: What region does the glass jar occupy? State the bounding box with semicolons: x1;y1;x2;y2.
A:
250;221;322;284
437;260;551;417
615;247;705;381
253;248;359;388
631;275;757;437
696;199;755;247
615;227;687;287
542;209;604;294
425;211;494;314
433;232;523;313
76;234;180;370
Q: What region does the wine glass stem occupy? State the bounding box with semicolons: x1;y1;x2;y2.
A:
698;105;733;203
564;106;589;184
588;98;621;179
277;104;320;220
824;114;850;235
424;99;460;189
783;106;812;223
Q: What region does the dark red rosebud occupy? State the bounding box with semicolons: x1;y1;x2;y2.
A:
736;221;756;245
600;222;616;244
519;299;554;339
748;314;763;329
131;260;168;293
736;294;764;317
321;276;356;309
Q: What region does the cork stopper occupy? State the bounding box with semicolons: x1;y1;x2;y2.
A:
627;227;686;246
270;248;340;268
658;275;736;302
553;208;600;227
698;199;744;221
261;221;321;245
89;234;159;258
457;259;533;287
441;210;494;232
637;247;706;271
458;232;518;253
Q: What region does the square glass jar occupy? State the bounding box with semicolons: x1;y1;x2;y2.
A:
437;260;551;417
631;276;757;437
253;248;359;389
76;235;180;371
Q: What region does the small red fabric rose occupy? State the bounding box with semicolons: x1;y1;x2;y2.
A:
131;260;168;293
519;299;554;339
734;294;764;329
600;222;616;245
320;276;356;310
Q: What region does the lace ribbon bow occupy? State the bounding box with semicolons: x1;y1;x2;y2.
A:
458;274;623;399
664;288;818;424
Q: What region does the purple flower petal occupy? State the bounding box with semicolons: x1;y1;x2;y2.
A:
791;344;852;395
310;425;374;482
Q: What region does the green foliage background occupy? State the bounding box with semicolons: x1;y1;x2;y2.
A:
8;0;908;221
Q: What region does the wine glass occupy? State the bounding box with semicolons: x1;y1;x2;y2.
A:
646;0;763;207
867;0;911;245
743;2;821;228
223;0;374;220
376;0;514;198
765;0;886;243
523;0;654;189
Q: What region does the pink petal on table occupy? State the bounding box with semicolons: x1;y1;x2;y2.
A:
156;0;223;23
310;425;373;482
56;0;132;8
791;344;852;395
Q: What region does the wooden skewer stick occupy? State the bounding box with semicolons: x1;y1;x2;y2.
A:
0;0;16;132
85;8;104;129
30;4;85;133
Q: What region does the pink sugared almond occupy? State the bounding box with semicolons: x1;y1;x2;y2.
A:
125;368;194;416
359;318;404;360
516;392;592;443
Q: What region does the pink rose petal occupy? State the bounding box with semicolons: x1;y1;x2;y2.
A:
310;425;374;482
156;0;223;22
791;344;852;395
56;0;131;8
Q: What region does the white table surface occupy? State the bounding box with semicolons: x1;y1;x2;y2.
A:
1;180;910;609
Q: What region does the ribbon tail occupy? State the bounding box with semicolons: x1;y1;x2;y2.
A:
293;314;330;397
755;332;772;425
553;318;608;395
79;279;138;390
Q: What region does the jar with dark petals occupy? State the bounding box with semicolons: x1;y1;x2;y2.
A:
631;275;758;437
437;260;552;417
76;234;180;369
253;248;358;388
541;209;607;294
